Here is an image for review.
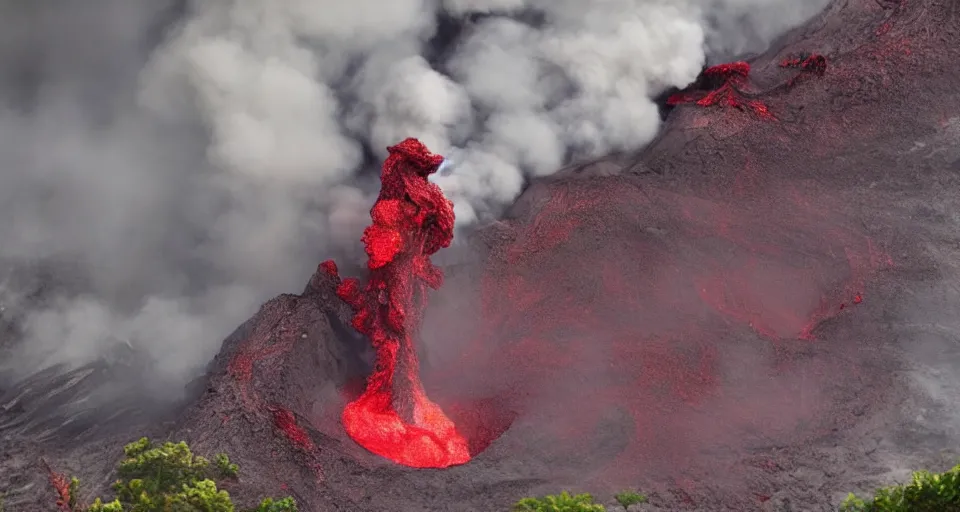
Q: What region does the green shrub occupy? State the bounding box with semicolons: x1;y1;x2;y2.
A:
614;490;647;509
61;438;296;512
840;462;960;512
216;454;240;479
253;497;298;512
515;491;606;512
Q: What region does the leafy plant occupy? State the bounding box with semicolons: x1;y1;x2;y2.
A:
215;453;240;479
67;478;81;510
253;497;298;512
614;490;647;509
57;438;296;512
515;491;606;512
840;462;960;512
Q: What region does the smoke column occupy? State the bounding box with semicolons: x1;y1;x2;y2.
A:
0;0;829;396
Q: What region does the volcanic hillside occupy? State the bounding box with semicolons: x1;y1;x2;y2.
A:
3;0;960;511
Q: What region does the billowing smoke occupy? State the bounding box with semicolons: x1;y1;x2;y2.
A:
0;0;829;397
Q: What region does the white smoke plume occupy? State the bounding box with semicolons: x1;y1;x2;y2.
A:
0;0;829;395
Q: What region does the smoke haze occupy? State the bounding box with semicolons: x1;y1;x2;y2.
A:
0;0;829;396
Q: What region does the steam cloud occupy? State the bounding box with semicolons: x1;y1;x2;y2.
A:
0;0;828;396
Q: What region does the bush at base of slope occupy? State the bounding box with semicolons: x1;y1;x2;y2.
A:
515;492;607;512
53;437;296;512
840;462;960;512
514;463;960;512
514;490;648;511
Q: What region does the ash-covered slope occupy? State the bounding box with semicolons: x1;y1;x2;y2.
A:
4;0;960;511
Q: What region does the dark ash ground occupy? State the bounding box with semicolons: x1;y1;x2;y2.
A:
3;0;960;511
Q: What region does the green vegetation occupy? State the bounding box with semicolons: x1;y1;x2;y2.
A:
613;491;647;509
43;437;956;512
513;463;960;512
839;462;960;512
57;438;296;512
215;453;240;479
511;489;646;511
514;491;606;512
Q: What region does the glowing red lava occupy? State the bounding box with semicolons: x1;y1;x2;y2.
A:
42;459;73;512
270;405;315;452
668;57;829;119
780;53;828;75
323;138;469;469
667;61;775;119
780;53;828;86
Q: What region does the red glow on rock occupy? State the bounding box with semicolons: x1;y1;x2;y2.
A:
780;53;828;86
42;460;72;512
270;405;315;452
224;296;328;470
328;138;469;469
319;259;339;277
444;398;518;456
780;54;828;75
667;61;775;119
669;56;830;120
711;62;750;76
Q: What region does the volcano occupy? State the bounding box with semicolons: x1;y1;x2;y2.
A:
3;0;960;511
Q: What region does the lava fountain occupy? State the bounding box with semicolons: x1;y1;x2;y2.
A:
323;138;470;469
